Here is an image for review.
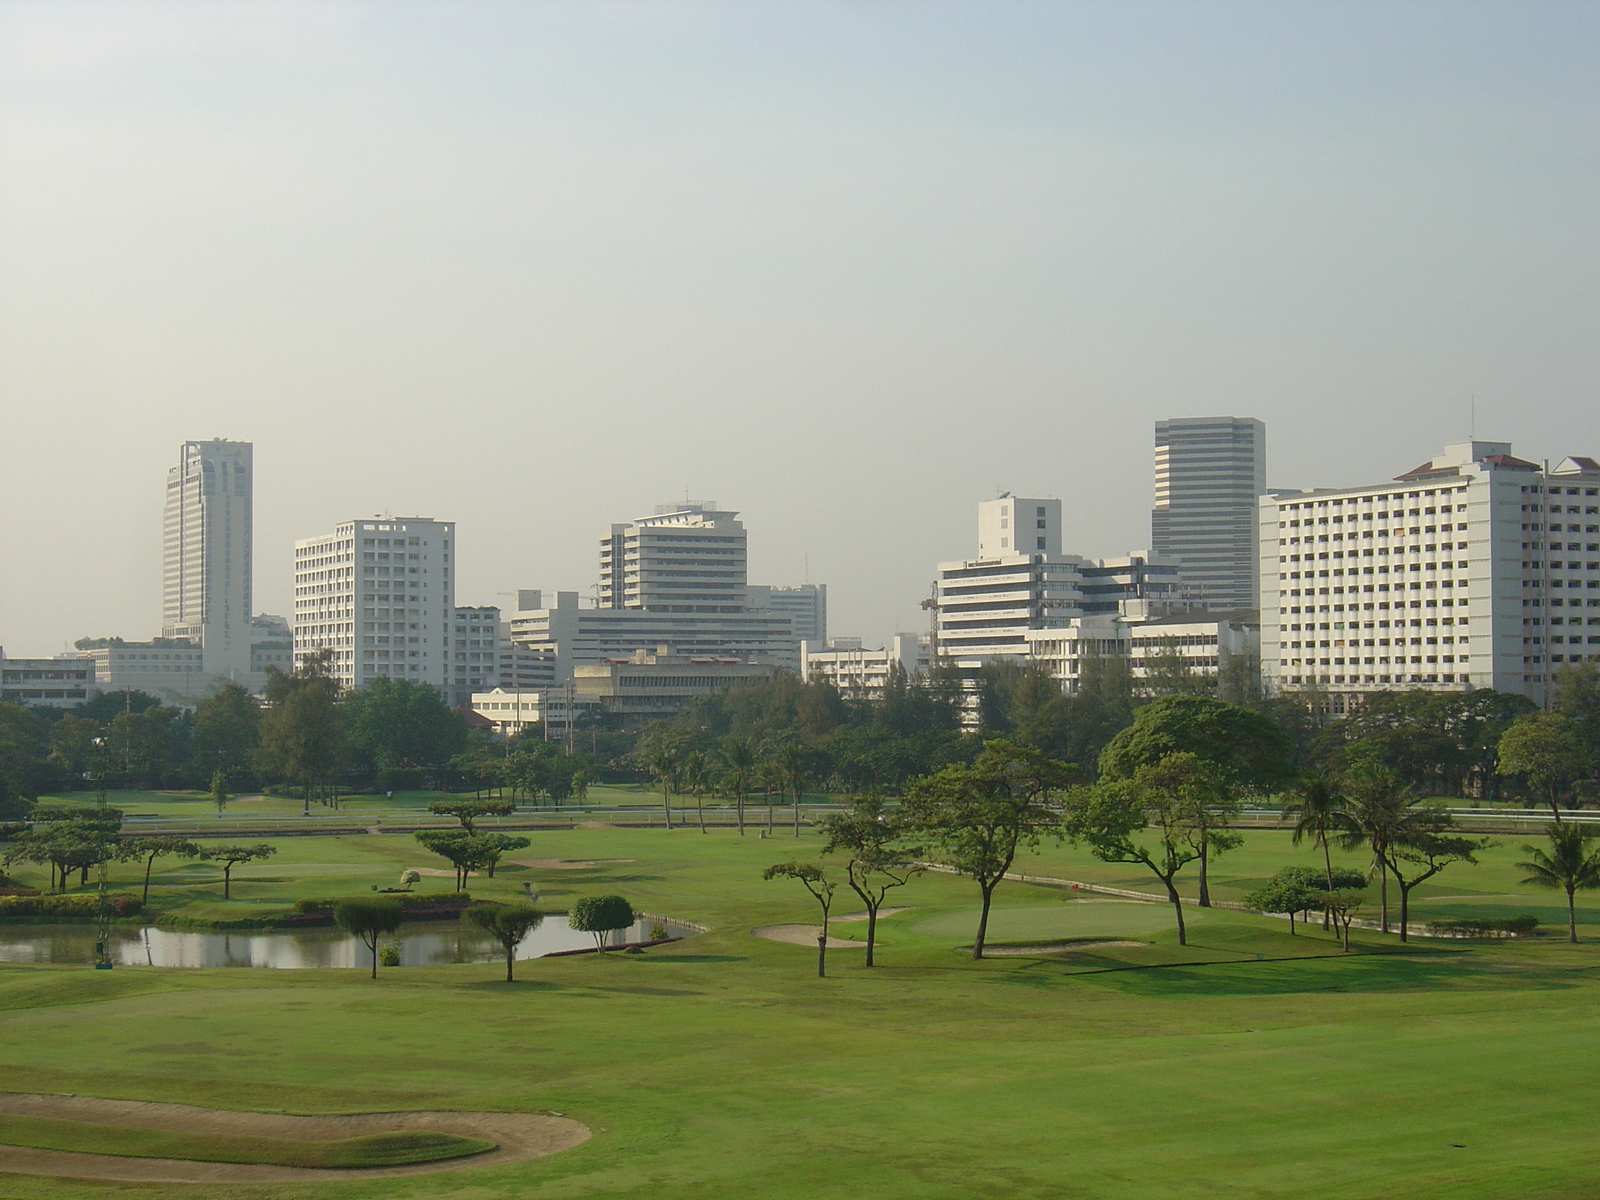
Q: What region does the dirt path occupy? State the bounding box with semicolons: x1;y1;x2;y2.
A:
0;1093;589;1183
749;924;861;949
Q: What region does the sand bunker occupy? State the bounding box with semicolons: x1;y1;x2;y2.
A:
0;1093;589;1184
834;907;914;922
750;924;861;949
512;858;636;870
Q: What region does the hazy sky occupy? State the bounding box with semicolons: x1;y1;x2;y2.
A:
2;0;1597;656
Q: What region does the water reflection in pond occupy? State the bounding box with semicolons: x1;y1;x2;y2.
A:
0;916;692;968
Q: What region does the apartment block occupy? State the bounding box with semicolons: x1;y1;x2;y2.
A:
1259;441;1600;709
800;634;928;700
292;516;455;692
0;652;97;708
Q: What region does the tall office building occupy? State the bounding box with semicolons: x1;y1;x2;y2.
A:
599;503;748;612
747;584;827;646
1151;417;1266;611
292;516;456;692
162;439;253;679
1259;441;1600;709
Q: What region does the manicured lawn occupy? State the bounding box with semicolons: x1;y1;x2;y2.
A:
2;825;1599;1197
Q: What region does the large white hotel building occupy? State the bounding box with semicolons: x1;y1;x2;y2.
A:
1259;440;1600;709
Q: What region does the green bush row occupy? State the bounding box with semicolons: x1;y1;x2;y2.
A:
0;893;142;919
292;893;471;914
1427;915;1540;937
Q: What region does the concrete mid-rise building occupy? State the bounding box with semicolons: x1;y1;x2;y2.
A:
1025;607;1259;695
162;439;254;680
446;605;501;708
1259;440;1600;709
0;651;98;708
573;647;778;727
600;502;748;612
292;516;456;692
749;583;827;647
1152;417;1266;612
78;640;207;702
469;686;590;738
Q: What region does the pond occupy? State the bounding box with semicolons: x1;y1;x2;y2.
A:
0;915;694;969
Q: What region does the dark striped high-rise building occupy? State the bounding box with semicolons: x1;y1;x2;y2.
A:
1151;416;1265;612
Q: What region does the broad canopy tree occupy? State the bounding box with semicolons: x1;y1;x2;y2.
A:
463;902;545;982
1516;822;1600;943
902;739;1074;959
200;843;276;900
819;792;923;966
764;861;836;977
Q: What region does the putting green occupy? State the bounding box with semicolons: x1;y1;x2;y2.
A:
911;900;1199;941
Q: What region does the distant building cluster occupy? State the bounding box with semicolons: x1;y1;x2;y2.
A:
5;420;1596;721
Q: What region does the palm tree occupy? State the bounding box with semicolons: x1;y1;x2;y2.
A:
1518;823;1600;943
1336;764;1408;933
680;750;710;833
1285;771;1345;928
773;741;810;837
645;742;681;830
718;737;756;835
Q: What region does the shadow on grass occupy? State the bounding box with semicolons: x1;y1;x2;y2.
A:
625;954;747;964
455;979;563;992
1068;951;1549;997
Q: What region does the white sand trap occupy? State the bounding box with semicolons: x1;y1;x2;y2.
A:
0;1092;589;1183
413;867;477;878
751;924;861;949
835;907;914;922
512;858;636;870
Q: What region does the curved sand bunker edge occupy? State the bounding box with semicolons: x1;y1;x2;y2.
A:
0;1092;590;1183
750;924;862;949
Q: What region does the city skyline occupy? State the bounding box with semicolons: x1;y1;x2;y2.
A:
3;2;1597;656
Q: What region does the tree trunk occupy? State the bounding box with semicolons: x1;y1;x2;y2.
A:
1321;838;1334;930
1568;886;1578;943
815;931;827;977
793;787;801;837
1164;876;1188;945
506;946;515;983
1340;917;1350;952
1378;860;1389;933
1397;882;1410;942
767;793;774;835
662;783;672;829
1288;909;1295;935
864;902;878;968
142;857;155;906
223;865;232;899
972;881;996;959
1197;832;1211;907
736;793;745;836
697;794;706;833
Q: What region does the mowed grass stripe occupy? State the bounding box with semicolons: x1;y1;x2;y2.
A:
0;1113;494;1168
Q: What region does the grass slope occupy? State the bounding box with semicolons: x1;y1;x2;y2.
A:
0;825;1598;1198
0;1113;492;1167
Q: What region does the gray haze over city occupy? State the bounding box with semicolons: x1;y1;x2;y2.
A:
2;0;1597;657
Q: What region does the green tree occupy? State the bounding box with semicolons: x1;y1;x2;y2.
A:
1498;713;1589;821
473;832;531;878
190;683;261;783
1382;820;1488;943
117;835;200;905
1242;874;1318;935
903;740;1073;958
643;740;682;829
568;894;635;951
820;793;924;966
334;898;404;978
763;862;836;977
344;676;466;776
1317;889;1366;951
103;705;186;789
200;843;276;899
209;769;230;819
463;902;545;982
1098;694;1291;790
1336;764;1409;933
718;736;757;836
680;750;711;833
415;829;479;890
47;714;99;783
1516;823;1600;943
1284;771;1346;925
1063;753;1214;945
258;656;345;814
426;798;513;831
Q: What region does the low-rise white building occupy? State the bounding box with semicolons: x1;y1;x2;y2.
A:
0;652;98;708
469;686;590;738
1024;606;1259;694
1259;441;1600;709
800;635;928;700
574;647;778;727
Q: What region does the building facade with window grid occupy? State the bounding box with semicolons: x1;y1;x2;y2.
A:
1258;441;1600;710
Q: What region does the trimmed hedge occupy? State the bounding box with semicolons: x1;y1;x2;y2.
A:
293;893;471;914
1427;915;1540;938
0;894;142;919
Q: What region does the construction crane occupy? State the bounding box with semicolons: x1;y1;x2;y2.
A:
919;581;941;666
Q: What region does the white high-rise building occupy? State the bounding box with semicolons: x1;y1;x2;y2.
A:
600;502;748;612
1259;441;1600;709
1152;417;1266;612
446;605;501;708
162;439;253;679
292;517;456;692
